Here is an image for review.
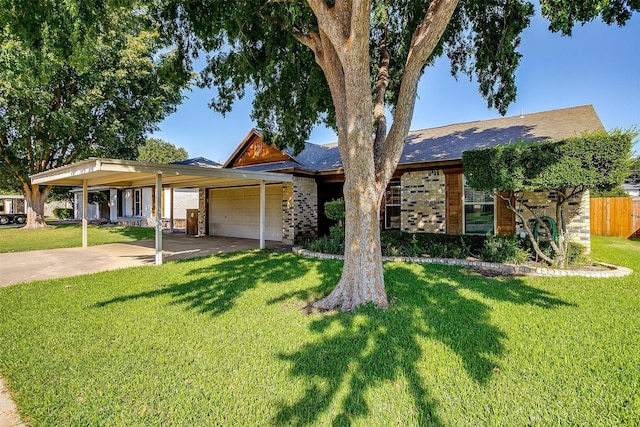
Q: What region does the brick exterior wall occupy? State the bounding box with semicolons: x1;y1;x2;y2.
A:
398;171;590;252
516;189;591;253
282;183;295;243
282;177;318;243
292;176;318;242
198;188;207;237
401;170;447;233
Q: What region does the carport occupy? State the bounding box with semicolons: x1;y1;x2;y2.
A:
30;158;293;265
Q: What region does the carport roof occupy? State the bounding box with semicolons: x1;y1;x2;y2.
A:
30;157;293;188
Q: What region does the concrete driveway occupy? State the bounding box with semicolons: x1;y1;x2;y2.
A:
0;233;289;287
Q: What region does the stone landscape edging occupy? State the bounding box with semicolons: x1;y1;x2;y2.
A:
292;247;632;278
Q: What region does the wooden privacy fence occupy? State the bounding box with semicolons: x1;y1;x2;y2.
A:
590;197;640;238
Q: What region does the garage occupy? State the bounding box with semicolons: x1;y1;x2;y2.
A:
209;184;284;241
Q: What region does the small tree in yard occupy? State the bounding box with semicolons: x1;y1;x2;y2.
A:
463;130;634;267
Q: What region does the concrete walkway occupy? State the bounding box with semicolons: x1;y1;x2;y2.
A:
0;233;288;287
0;378;23;427
0;234;289;425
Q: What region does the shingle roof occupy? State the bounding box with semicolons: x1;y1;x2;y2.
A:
287;142;342;171
170;157;221;168
234;105;605;173
399;104;604;165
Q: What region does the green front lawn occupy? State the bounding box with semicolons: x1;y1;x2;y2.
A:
0;224;155;253
0;236;638;426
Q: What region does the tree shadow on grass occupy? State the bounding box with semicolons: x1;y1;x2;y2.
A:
93;251;313;317
266;257;343;308
271;263;573;426
50;223;155;240
100;225;155;240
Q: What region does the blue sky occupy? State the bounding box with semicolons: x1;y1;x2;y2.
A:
151;11;640;164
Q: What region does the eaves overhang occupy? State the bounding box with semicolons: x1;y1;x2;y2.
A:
30;158;293;189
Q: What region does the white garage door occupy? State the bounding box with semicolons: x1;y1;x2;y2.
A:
209;186;283;241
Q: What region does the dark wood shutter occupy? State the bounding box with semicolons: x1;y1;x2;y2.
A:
445;172;463;234
495;191;516;237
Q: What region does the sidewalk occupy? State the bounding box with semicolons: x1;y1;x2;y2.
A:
0;378;23;427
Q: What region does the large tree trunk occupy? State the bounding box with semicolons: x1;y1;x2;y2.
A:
314;159;388;311
304;0;459;311
23;184;51;228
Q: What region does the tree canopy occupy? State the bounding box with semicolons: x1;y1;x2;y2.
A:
0;1;189;226
462;131;634;194
159;1;638;151
138;138;189;163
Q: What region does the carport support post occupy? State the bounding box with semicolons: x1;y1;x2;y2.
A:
82;179;88;248
260;180;266;249
155;173;163;265
169;188;174;233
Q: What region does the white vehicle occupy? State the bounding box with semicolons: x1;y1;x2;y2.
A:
0;195;27;225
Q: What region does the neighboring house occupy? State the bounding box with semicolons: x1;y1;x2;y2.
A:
212;105;602;249
72;157;221;228
623;174;640;200
44;199;74;218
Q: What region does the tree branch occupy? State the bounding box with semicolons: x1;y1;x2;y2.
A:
373;25;389;161
291;27;323;53
375;0;459;184
521;201;561;257
498;192;555;265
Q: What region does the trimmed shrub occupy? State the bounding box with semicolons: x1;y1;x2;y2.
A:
324;199;345;224
480;234;529;264
566;242;588;265
306;225;345;255
53;208;74;219
302;229;586;267
380;231;485;258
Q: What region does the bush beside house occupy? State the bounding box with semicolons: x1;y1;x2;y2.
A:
463;130;634;267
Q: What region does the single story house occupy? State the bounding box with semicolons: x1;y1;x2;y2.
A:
213;104;601;250
32;105;603;258
623;175;640;200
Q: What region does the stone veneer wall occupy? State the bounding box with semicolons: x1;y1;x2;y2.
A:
516;189;591;253
282;183;295;243
197;188;207;237
401;170;446;233
289;176;317;242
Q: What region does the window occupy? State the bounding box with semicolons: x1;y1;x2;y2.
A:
117;190;124;217
134;189;142;216
463;178;494;234
384;179;401;229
